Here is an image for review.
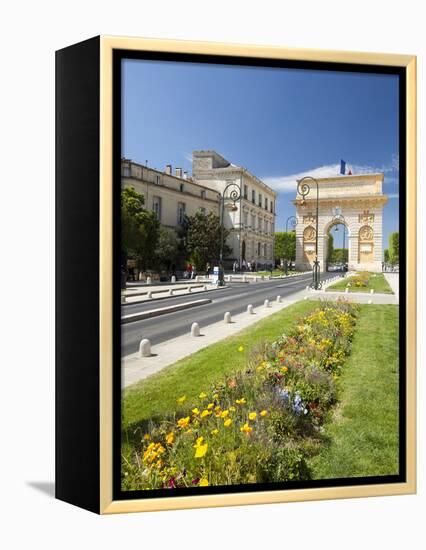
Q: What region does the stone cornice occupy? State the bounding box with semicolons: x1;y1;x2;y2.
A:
293;195;389;206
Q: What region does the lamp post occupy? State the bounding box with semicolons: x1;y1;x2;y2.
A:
219;181;241;285
297;176;321;290
284;215;297;276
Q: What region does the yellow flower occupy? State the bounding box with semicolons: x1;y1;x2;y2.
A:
260;410;268;417
224;418;232;427
207;403;214;410
177;395;187;404
221;410;229;418
177;416;190;429
192;407;200;416
143;433;151;441
236;398;246;405
199;478;209;486
248;412;257;421
166;432;174;445
229;406;236;412
240;423;253;435
194;443;208;458
211;429;219;436
238;345;244;352
213;393;219;400
199;392;207;399
201;409;212;418
193;436;204;448
280;366;288;373
185;429;193;435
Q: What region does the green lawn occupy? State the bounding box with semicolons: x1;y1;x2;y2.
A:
122;300;317;429
308;304;399;478
326;272;393;294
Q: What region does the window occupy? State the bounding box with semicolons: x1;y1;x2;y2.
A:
155;174;161;185
270;201;274;213
264;243;267;257
252;189;256;204
252;214;256;229
180;183;185;192
123;165;130;177
258;193;262;207
244;184;248;199
200;189;206;199
265;220;268;234
177;202;186;224
243;211;248;226
152;196;162;221
257;242;261;256
258;217;262;231
265;197;268;210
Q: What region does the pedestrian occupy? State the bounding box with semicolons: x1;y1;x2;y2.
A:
206;262;211;278
242;259;247;271
247;261;251;272
233;260;238;273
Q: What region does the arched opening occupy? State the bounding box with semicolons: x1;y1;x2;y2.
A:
325;221;348;272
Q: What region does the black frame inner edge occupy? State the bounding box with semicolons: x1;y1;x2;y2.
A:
112;49;407;501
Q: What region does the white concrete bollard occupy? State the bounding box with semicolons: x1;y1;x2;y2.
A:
368;299;372;304
191;322;200;337
203;285;208;291
139;338;151;358
121;295;126;303
306;285;309;291
345;288;349;294
242;275;246;283
168;289;174;296
147;291;153;299
304;296;308;300
171;275;176;283
276;295;281;303
247;304;254;314
229;275;233;282
370;289;375;294
188;286;192;293
264;299;270;308
254;276;258;282
224;311;232;323
146;276;152;285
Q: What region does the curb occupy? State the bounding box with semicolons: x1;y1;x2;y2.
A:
122;285;227;306
121;298;212;324
124;283;205;298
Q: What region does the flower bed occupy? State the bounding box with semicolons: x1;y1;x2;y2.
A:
122;300;359;490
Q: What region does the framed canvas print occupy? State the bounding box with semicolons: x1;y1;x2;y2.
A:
55;36;416;514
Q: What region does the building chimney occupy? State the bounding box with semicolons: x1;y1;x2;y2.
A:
183;171;188;180
165;164;172;175
175;167;183;178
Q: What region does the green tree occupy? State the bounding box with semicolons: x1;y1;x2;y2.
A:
384;249;390;263
121;187;160;270
156;227;181;270
182;211;231;270
274;232;296;263
388;232;399;265
328;233;334;262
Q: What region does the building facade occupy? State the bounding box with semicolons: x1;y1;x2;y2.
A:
121;151;277;268
294;173;388;273
192;151;276;268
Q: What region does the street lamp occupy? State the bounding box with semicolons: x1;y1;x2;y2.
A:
297;176;321;290
218;180;241;285
284;215;297;276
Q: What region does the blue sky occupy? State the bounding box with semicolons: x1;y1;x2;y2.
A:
122;59;400;249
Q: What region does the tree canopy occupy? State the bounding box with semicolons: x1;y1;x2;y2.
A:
388;231;399;264
182;211;230;270
274;231;296;262
121;187;160;270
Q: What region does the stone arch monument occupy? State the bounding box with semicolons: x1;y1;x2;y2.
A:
294;173;388;273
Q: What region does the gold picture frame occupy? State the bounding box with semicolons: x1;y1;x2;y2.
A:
56;35;416;514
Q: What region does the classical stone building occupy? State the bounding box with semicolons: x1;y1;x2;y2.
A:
121;159;218;229
121;151;277;268
294;173;388;273
192;151;276;267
